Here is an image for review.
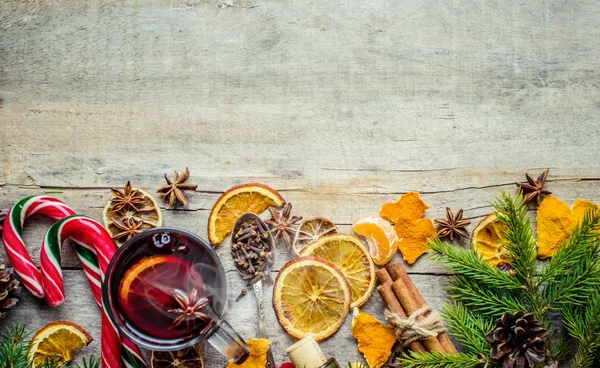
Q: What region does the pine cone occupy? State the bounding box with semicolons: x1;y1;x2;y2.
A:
0;261;20;320
486;311;548;368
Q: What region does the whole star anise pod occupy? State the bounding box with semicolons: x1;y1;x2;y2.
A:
516;169;551;207
167;288;211;330
157;168;198;209
487;311;548;368
434;208;471;241
265;203;302;252
110;181;145;213
110;217;144;241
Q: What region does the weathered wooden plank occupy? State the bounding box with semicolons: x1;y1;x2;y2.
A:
1;179;599;272
1;0;600;190
0;270;451;366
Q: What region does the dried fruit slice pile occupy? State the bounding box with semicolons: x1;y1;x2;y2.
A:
301;234;375;308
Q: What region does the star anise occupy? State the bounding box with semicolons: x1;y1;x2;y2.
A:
157;168;198;209
110;217;144;241
434;208;471;241
167;288;211;330
265;203;302;251
516;169;551;207
109;181;145;213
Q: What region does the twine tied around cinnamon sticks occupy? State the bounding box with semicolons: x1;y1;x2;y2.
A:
385;306;446;346
376;262;456;353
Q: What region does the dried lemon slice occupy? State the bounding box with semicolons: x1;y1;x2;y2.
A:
273;256;351;341
208;183;284;246
292;217;338;255
301;234;375;308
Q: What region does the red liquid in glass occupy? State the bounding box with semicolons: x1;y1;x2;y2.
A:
117;254;210;339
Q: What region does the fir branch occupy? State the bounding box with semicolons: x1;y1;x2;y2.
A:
447;275;526;319
429;238;523;291
563;291;600;368
492;191;537;289
442;302;494;356
398;351;486;368
0;323;30;368
74;356;101;368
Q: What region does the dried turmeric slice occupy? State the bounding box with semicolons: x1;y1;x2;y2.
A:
380;192;429;224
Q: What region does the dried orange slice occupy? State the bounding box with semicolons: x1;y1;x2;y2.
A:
151;345;204;368
208;183;284;246
352;216;399;266
471;213;510;267
292;217;338;255
103;185;162;247
28;321;92;367
273;256;351;341
301;234;375;308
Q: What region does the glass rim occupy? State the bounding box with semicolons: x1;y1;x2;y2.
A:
101;226;227;351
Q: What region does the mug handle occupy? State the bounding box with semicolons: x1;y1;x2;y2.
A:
207;319;250;364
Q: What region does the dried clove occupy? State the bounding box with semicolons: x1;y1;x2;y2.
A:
235;288;247;302
231;219;274;285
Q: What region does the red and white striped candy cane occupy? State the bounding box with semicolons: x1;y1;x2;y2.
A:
41;215;146;368
2;196;75;297
2;196;147;368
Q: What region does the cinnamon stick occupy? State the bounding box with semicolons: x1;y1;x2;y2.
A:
387;263;457;353
376;283;426;352
390;278;444;352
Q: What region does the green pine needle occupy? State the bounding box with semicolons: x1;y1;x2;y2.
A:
398;351;486;368
428;191;600;367
429;238;522;291
442;302;494;356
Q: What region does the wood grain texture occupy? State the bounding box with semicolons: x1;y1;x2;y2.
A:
1;0;599;366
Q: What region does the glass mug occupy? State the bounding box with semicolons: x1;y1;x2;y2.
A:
102;227;250;363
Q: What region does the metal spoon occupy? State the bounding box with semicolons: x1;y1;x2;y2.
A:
231;213;276;368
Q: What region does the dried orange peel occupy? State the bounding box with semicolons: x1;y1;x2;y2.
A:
352;308;396;368
380;192;434;264
380;192;429;224
537;197;599;259
227;339;270;368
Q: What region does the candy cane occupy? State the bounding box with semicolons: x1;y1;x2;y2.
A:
2;196;75;297
2;196;147;368
41;215;147;368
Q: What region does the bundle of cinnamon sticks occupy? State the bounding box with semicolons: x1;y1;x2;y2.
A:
376;262;456;353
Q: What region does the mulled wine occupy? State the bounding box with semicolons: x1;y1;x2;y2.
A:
103;227;249;363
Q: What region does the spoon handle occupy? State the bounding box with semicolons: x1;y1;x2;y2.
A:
253;280;268;338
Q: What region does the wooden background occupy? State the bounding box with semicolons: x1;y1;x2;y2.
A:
1;0;599;366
